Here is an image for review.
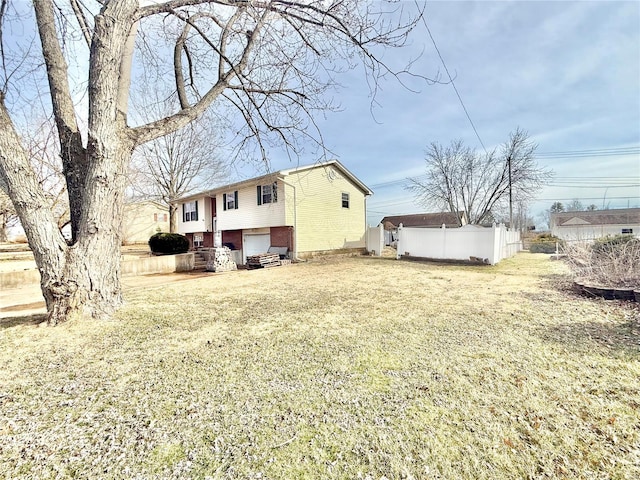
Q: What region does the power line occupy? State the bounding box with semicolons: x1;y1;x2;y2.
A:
548;185;640;188
536;146;639;156
537;196;639;201
421;15;487;154
366;147;639;189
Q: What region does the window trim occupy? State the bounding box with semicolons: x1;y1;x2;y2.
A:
223;191;239;211
257;182;278;205
193;233;204;248
341;192;350;209
183;201;198;222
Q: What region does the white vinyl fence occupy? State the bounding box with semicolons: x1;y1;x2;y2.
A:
396;223;521;265
366;224;384;256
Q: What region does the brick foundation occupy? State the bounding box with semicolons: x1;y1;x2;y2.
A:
270;226;294;251
222;230;243;250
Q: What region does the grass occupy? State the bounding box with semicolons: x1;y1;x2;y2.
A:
0;253;638;479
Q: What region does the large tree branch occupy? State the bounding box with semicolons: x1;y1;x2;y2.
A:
33;0;82;144
0;97;67;274
132;4;271;146
33;0;88;242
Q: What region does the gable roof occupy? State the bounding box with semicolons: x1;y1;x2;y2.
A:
551;208;640;227
380;212;464;229
174;160;372;203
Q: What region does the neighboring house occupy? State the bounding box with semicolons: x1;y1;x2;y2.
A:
550;208;640;241
380;212;467;246
121;200;170;244
174;160;372;263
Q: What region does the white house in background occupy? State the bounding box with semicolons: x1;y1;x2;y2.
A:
174;160;372;263
550;208;640;241
380;211;467;246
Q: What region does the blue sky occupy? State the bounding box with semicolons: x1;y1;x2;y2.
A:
3;1;638;231
249;0;640;226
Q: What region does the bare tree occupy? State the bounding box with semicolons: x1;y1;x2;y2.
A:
0;0;433;324
565;199;585;212
408;128;552;226
130;106;228;233
0;117;68;241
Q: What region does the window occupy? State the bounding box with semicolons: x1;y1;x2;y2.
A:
183;201;198;222
341;192;349;208
257;183;278;205
223;191;239;211
622;228;633;234
193;233;203;248
154;213;168;223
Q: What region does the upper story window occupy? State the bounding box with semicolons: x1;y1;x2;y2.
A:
223;191;239;211
257;183;278;205
183;201;198;222
342;192;350;208
154;213;168;223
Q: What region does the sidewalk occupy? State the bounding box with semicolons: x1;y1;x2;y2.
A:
0;270;214;319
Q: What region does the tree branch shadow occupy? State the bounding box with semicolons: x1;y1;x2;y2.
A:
529;273;640;356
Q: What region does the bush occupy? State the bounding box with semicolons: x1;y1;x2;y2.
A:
529;233;562;254
591;234;636;255
148;233;189;255
562;234;640;288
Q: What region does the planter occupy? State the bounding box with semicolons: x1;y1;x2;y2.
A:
613;289;635;301
574;279;638;302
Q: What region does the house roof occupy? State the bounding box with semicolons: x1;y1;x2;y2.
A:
174;160;372;203
380;212;464;229
551;208;640;227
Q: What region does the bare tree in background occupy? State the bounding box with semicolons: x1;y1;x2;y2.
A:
131;118;228;233
26;119;70;230
408;128;552;226
565;199;585;212
0;0;435;324
1;118;68;241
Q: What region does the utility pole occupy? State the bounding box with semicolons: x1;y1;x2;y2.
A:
508;154;513;230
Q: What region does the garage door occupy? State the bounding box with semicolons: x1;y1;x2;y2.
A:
243;233;271;261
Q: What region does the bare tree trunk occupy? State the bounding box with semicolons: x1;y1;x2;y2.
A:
169;204;178;233
1;96;130;324
34;0;88;243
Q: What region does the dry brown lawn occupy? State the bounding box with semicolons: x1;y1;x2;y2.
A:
0;253;638;479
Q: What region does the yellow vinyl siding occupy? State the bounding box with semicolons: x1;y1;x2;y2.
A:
122;201;170;244
285;166;366;253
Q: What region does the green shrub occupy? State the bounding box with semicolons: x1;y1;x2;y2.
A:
529;233;562;254
148;232;189;254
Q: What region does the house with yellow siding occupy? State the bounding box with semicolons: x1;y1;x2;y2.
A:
121;200;170;245
174;160;372;263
